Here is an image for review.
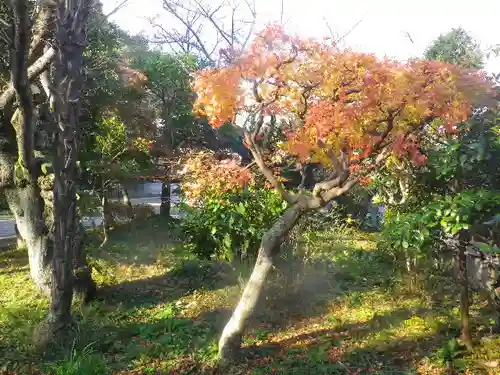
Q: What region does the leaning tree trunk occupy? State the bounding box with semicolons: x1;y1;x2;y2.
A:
218;203;305;361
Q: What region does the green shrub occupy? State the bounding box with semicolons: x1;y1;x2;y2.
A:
379;189;500;270
181;188;287;261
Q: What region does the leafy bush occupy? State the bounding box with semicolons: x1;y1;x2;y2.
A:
379;189;500;269
181;188;287;261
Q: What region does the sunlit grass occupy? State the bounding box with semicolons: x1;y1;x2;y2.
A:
0;216;498;374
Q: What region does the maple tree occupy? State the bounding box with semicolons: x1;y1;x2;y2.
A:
180;149;254;203
192;25;492;360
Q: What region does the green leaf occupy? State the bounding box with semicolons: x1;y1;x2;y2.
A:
471;241;500;253
41;162;52;175
236;202;246;215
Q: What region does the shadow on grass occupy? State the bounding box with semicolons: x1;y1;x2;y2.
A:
80;315;220;373
0;247;28;270
232;307;458;375
85;216;181;266
0;305;47;373
97;261;238;309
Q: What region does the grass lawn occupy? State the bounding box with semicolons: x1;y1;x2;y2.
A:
0;211;13;220
0;215;499;374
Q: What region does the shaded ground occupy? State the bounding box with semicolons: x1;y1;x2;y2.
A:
0;215;499;374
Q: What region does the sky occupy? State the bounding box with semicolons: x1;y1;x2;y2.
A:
101;0;500;73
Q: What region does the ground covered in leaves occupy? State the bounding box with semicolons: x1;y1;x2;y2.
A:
0;216;499;374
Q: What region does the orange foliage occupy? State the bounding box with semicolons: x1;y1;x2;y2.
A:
180;150;254;202
193;25;492;173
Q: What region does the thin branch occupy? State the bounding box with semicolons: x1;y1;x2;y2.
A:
240;0;256;51
162;0;215;65
104;0;130;19
335;12;369;45
245;133;297;204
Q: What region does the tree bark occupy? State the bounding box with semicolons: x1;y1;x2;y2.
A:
14;223;26;249
36;0;93;346
458;232;473;351
218;202;305;361
121;184;132;208
6;184;53;295
100;195;110;247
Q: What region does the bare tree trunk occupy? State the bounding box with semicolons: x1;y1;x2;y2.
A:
218;203;305;361
458;232;473;351
100;195;110;247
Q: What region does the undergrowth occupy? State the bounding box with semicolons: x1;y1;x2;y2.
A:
0;215;499;374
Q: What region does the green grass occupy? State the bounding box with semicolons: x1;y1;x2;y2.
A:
0;215;499;374
0;210;13;220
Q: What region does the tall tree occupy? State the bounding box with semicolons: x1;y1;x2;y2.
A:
130;51;197;151
425;27;484;69
0;0;95;302
193;25;491;360
41;0;94;343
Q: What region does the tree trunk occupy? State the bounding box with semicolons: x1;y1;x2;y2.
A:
121;184;132;208
6;179;95;300
160;181;171;217
218;203;305;361
458;232;473;351
6;184;53;295
120;184;134;226
40;0;93;346
100;195;110;247
14;222;26;249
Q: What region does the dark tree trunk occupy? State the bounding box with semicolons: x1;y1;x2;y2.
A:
160;181;171;217
218;203;305;361
458;232;473;351
37;0;93;345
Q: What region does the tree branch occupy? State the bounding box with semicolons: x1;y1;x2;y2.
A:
245;133;297;204
28;1;55;65
8;0;36;177
162;0;215;65
0;46;55;111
